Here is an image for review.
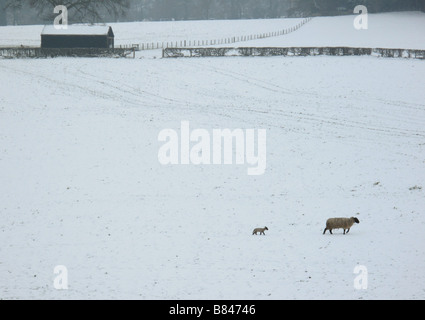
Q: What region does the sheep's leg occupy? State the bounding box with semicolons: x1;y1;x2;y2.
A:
346;228;350;234
343;229;346;234
323;228;334;234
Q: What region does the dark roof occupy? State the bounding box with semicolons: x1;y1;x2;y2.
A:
41;25;114;37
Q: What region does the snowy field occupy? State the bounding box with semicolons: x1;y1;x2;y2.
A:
1;11;425;50
0;12;425;300
243;11;425;49
0;17;306;48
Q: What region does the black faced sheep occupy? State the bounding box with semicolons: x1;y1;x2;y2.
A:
323;217;359;235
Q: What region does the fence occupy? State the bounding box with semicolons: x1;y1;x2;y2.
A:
119;17;313;51
0;47;135;59
162;47;425;59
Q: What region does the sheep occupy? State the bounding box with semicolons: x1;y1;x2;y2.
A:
252;226;268;235
323;217;359;235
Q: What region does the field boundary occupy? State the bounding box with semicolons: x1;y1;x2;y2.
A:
162;47;425;59
0;47;135;59
119;17;313;51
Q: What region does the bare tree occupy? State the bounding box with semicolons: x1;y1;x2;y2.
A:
201;0;214;19
0;0;7;25
28;0;130;23
2;0;424;25
2;0;25;25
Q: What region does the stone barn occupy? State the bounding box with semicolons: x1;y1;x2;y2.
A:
41;25;115;49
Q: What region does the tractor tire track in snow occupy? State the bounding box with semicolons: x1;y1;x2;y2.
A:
179;58;425;140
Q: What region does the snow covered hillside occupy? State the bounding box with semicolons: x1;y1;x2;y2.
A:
0;17;306;48
1;11;425;50
0;12;424;300
243;11;425;49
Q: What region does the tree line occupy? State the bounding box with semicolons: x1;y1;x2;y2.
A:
1;0;424;26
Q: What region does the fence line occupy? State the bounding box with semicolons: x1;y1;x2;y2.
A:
119;17;313;51
162;46;425;59
0;47;135;59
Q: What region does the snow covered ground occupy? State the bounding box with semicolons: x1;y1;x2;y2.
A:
0;17;306;48
0;12;425;300
2;11;424;50
243;11;425;49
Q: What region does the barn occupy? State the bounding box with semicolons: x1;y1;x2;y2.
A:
41;25;115;49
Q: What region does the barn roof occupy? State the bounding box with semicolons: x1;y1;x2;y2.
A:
41;25;114;36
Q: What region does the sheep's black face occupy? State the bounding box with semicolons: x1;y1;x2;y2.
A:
353;218;360;224
265;227;269;230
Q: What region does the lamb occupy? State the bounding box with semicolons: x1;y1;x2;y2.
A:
323;217;359;235
252;226;268;235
